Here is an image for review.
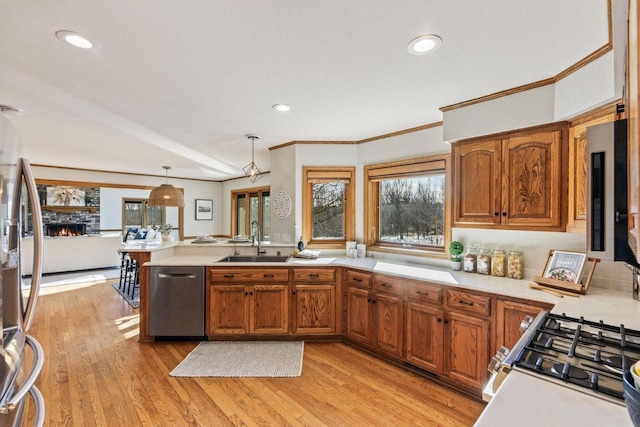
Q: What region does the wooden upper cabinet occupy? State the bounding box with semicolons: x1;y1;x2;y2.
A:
567;111;616;233
453;139;502;225
452;123;566;231
502;130;562;228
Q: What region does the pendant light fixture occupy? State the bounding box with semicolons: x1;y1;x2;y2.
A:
148;166;185;207
243;134;263;183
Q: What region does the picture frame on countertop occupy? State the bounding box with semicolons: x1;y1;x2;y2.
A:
542;250;587;284
195;199;213;220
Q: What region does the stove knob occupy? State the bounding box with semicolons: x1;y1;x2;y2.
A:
519;315;534;332
487;347;511;374
488;356;503;374
496;346;510;360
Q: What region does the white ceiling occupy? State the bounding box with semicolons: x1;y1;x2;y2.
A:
0;1;609;181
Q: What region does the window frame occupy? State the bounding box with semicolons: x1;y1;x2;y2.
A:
363;154;450;258
230;186;270;240
121;198;166;234
303;166;355;249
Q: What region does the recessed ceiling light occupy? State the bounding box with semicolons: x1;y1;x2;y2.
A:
56;30;100;51
407;34;442;56
272;104;291;112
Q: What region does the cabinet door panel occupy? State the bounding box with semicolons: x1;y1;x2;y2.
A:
503;131;561;227
496;299;551;351
293;285;335;334
209;285;248;334
453;139;502;225
373;293;404;357
446;311;490;391
346;286;372;344
406;302;444;374
251;284;289;334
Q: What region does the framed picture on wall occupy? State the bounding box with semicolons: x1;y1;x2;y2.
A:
195;199;213;220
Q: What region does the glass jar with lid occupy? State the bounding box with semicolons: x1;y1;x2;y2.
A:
477;249;492;275
508;250;524;279
463;247;478;273
491;249;507;277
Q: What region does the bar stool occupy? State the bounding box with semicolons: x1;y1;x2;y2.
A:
118;252;139;299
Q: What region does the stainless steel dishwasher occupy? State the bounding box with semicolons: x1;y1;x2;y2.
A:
150;266;205;337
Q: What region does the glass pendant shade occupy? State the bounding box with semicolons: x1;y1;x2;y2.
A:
243;135;263;183
148;166;185;207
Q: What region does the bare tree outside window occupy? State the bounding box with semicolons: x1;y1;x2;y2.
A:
379;175;445;247
312;182;345;239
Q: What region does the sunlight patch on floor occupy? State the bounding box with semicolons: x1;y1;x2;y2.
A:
115;314;140;340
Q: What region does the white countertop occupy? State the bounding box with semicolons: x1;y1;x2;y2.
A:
475;371;631;427
135;242;640;426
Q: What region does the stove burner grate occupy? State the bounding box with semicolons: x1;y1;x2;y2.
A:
551;362;590;380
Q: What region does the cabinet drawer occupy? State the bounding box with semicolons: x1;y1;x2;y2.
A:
407;282;442;305
373;275;405;296
345;269;372;288
209;268;289;282
446;289;491;316
292;268;336;282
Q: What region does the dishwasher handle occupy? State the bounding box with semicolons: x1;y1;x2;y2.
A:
157;273;197;279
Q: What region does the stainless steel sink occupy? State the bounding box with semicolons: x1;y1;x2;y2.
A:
216;255;291;263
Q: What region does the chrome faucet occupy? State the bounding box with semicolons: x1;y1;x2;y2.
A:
252;220;266;256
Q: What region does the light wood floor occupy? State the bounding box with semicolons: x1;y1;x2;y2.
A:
25;279;485;426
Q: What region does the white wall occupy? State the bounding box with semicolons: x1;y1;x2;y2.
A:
442;85;556;142
32;166;221;237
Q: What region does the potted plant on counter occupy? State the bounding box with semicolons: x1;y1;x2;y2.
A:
448;241;464;271
159;223;174;241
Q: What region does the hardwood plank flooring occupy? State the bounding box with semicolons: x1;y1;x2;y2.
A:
25;280;485;426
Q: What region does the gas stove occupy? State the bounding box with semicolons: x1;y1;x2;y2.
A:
486;311;640;405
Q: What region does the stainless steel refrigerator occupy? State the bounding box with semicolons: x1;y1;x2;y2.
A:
0;113;45;426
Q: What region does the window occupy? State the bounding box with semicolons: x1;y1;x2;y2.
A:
231;187;270;241
122;198;165;232
303;167;355;248
364;155;450;256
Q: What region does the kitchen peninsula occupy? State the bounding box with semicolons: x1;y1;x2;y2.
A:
126;239;640;427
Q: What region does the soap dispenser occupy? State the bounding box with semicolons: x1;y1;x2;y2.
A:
297;236;304;251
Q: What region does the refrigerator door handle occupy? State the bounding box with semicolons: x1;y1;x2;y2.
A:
0;335;44;415
15;159;44;331
28;385;45;427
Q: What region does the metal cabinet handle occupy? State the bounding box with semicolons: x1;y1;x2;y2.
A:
381;283;392;288
353;277;362;282
224;274;235;278
437;318;442;323
458;299;474;306
309;273;320;278
416;291;429;296
264;274;274;278
158;273;197;279
444;319;449;324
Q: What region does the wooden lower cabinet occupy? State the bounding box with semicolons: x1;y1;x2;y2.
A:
495;299;552;351
346;284;404;357
406;301;444;373
445;311;491;391
292;284;336;334
406;300;490;391
346;285;372;344
208;284;289;335
372;292;404;358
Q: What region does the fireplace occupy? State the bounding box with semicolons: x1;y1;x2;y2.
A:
45;223;87;237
